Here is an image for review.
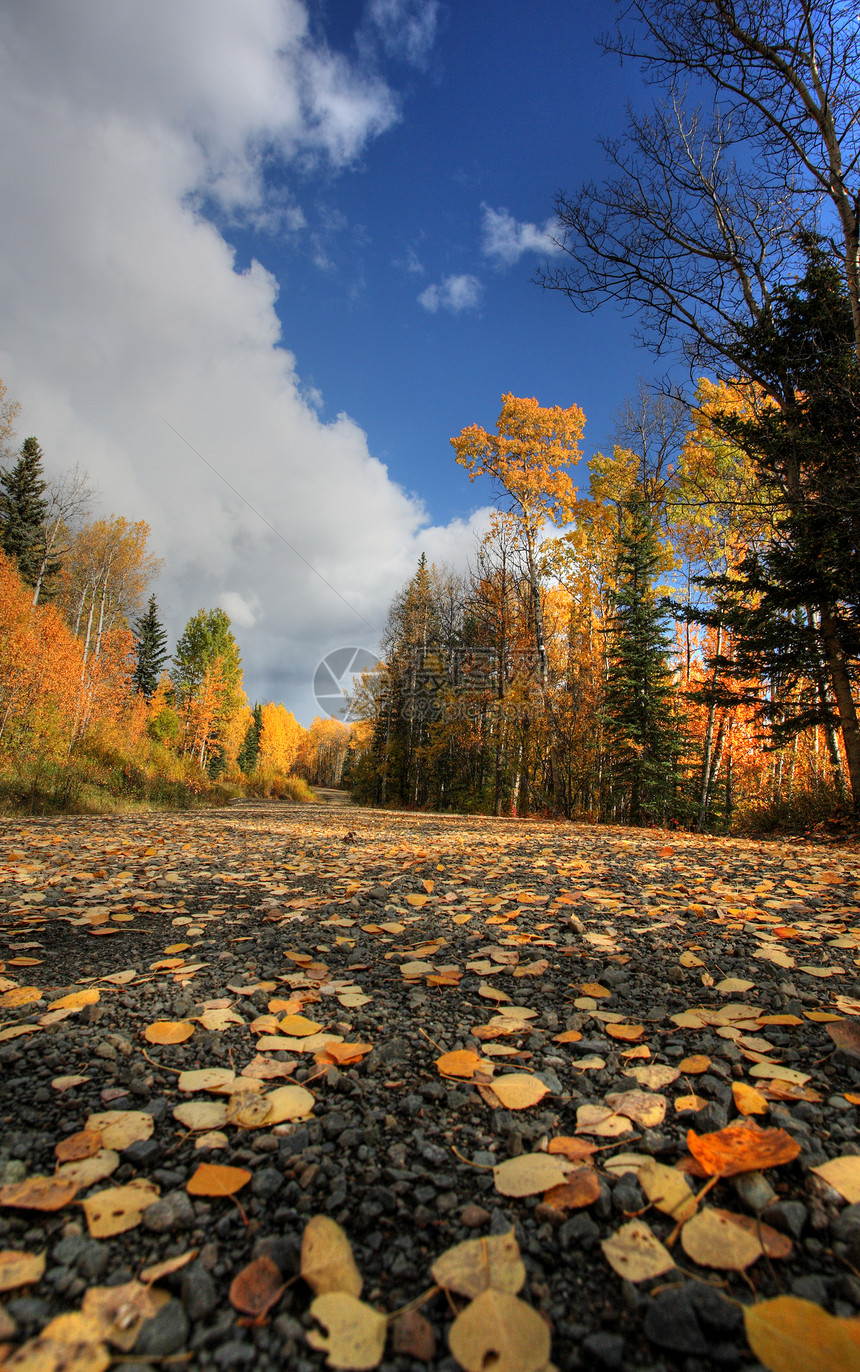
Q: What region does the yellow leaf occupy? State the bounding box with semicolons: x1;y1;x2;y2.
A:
601;1219;676;1282
448;1288;550;1372
811;1156;860;1204
637;1161;697;1224
85;1111;154;1151
436;1050;485;1080
678;1055;711;1075
0;1176;78;1212
493;1153;571;1197
186;1162;251;1197
744;1295;860;1372
732;1081;769;1116
681;1207;769;1270
264;1084;316;1123
48;988;100;1010
489;1075;550;1110
178;1067;236;1093
279;1014;324;1037
307;1292;387;1370
406;893;428;907
82;1179;159;1237
431;1229;525;1299
605;1023;645;1041
173;1100;229;1132
56;1150;119;1189
0;1249;46;1291
143;1019;194;1044
301;1215;363;1297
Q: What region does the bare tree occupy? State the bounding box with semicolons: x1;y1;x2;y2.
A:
540;1;860;375
32;465;98;606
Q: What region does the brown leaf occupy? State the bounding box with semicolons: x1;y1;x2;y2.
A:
547;1136;597;1163
391;1309;435;1362
229;1256;285;1320
55;1129;102;1164
541;1169;601;1212
436;1050;485;1080
687;1123;800;1177
826;1019;860;1061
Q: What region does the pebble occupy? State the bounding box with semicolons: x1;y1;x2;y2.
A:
180;1266;218;1321
142;1189;196;1233
134;1299;189;1357
762;1200;808;1240
733;1172;777;1213
582;1331;625;1368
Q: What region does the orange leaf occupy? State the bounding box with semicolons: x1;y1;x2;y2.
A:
229;1256;285;1320
144;1020;194;1044
0;1175;78;1211
186;1163;252;1198
541;1169;600;1211
547;1136;597;1163
436;1050;484;1079
687;1123;800;1177
606;1024;645;1042
55;1130;102;1163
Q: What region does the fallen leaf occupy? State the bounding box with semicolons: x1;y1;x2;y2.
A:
264;1084;315;1123
810;1156;860;1204
687;1124;801;1177
489;1075;550;1110
624;1064;680;1090
186;1162;251;1197
637;1160;697;1224
436;1050;485;1080
391;1309;435;1362
139;1249;198;1283
432;1229;525;1298
301;1215;363;1298
85;1111;154;1151
826;1020;860;1061
0;1249;46;1292
143;1020;195;1044
82;1179;159;1237
279;1014;324;1036
575;1104;633;1138
51;1075;91;1092
606;1023;645;1041
56;1150;120;1189
0;1176;78;1211
307;1292;387;1370
81;1280;169;1351
493;1153;571;1197
541;1169;601;1212
681;1207;769;1270
173;1100;229;1132
1;1335;110;1371
605;1090;667;1129
447;1289;550;1372
716;978;756;994
178;1067;236;1093
229;1255;285;1319
48;988;100;1011
674;1094;708;1113
744;1295;860;1372
547;1136;597;1162
601;1219;676;1282
732;1082;769;1116
678;1056;711;1075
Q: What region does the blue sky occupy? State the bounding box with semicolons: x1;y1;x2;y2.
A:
0;1;673;720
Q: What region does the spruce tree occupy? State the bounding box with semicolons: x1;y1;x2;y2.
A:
604;487;686;825
238;703;263;774
132;595;170;698
0;437;53;588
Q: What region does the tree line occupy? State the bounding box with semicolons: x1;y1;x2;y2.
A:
0;387;349;811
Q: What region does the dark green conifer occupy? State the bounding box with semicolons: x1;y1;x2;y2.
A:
132;595;170;698
0;436;55;589
238;703;263;774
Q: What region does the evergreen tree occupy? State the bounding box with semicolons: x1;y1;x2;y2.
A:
238;703;263;774
0;437;56;589
132;594;170;698
604;487;686;824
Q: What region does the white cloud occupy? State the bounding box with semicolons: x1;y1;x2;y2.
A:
418;274;482;314
481;204;561;268
0;0;476;722
365;0;440;68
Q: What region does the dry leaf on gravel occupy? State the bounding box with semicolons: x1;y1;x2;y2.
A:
229;1256;285;1320
173;1100;229;1132
541;1169;601;1212
186;1163;251;1197
493;1153;571;1197
431;1229;525;1299
307;1292;387;1370
687;1124;801;1177
56;1150;119;1189
226;1092;272;1129
1;1334;110;1371
263;1084;315;1123
301;1215;363;1298
575;1104;634;1137
826;1020;860;1061
85;1111;154;1151
732;1082;769;1116
623;1064;681;1090
744;1295;860;1372
82;1179;159;1237
601;1220;676;1282
547;1136;597;1162
143;1019;194;1044
178;1067;236;1093
436;1050;485;1079
0;1176;78;1211
637;1160;697;1224
81;1280;169;1351
810;1156;860;1204
55;1130;102;1164
605;1090;667;1128
488;1075;549;1110
447;1289;550;1372
0;1249;45;1291
139;1249;198;1283
680;1208;790;1270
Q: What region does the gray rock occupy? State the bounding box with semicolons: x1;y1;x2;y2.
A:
142;1188;195;1233
734;1172;778;1213
790;1275;829;1306
582;1332;625;1368
77;1242;110;1281
122;1138;162;1167
135;1300;189;1357
644;1283;742;1357
250;1166;283;1199
831;1203;860;1242
180;1266;218;1321
559;1213;600;1248
533;1067;563;1095
213;1339;256;1366
762;1200;808;1240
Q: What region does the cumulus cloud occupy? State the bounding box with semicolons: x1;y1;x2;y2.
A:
481;204;562;268
418;274;482;314
0;0;483;720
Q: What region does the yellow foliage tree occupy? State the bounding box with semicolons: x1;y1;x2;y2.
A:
258;703;304;775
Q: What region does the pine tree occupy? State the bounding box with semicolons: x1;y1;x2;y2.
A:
132;595;170;698
0;437;56;589
238;703;263;774
604;487;686;825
